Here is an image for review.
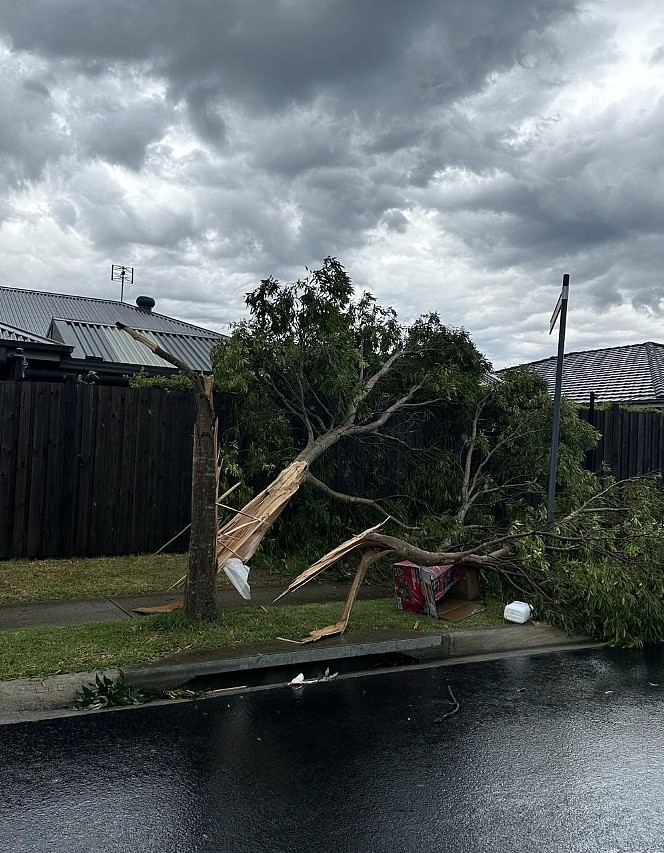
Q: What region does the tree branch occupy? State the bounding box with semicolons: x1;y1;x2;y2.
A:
344;348;408;424
295;373;315;445
347;381;424;436
116;322;204;390
305;473;415;529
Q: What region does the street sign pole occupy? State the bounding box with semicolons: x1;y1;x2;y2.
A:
547;273;570;524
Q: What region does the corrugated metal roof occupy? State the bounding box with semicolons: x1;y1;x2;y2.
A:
0;322;60;345
49;319;219;371
0;285;224;338
521;342;664;404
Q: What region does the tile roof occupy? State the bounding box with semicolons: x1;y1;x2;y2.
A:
521;342;664;404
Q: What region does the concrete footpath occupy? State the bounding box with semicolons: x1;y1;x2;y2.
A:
0;582;601;724
0;583;388;631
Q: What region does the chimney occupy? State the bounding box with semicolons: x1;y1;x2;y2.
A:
136;295;155;312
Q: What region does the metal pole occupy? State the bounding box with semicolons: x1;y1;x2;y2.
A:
120;269;125;303
547;273;569;523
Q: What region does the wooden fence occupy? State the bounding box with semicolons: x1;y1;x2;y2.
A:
0;381;195;559
2;380;664;559
580;405;664;479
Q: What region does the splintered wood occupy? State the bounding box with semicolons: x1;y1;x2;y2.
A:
282;549;385;644
216;461;308;567
168;460;309;590
272;520;387;601
133;600;183;615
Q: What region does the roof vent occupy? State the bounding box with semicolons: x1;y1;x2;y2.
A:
136;295;155;312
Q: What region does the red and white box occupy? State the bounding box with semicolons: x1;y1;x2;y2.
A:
394;560;466;618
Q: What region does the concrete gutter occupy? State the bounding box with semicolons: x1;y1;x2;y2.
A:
0;625;601;725
0;669;120;725
121;625;599;691
121;630;444;691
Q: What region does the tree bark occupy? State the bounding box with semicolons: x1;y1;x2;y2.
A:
184;374;219;620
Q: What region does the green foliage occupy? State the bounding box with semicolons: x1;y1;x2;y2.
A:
211;257;489;486
509;475;664;646
591;402;664;413
399;367;600;538
72;674;153;710
128;367;194;391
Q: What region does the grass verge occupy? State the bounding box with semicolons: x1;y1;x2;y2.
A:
0;554;339;605
0;598;505;681
0;554;188;604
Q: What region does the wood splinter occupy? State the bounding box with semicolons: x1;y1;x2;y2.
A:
279;549;384;645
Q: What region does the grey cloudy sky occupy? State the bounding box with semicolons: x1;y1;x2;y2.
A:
1;0;663;367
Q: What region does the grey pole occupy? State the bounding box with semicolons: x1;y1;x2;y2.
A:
547;273;569;523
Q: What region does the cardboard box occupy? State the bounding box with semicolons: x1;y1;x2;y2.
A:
394;560;466;618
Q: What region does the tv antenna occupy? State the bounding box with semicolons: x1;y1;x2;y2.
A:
111;264;134;303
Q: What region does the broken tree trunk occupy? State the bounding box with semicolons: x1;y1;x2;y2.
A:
216;460;308;568
272;520;509;642
186;372;219;620
273;520;388;600
116;322;219;620
167;460;310;590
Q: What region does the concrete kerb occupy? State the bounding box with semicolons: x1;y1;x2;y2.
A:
0;625;601;724
0;669;121;725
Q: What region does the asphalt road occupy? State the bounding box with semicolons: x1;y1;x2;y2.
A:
1;646;662;853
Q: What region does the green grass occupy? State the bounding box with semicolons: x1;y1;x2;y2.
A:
0;553;328;605
0;598;505;681
0;554;189;604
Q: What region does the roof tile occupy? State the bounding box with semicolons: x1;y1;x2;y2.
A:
521;342;664;404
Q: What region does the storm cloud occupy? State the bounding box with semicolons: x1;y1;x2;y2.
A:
0;0;663;365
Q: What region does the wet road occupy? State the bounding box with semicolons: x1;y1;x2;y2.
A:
1;647;663;853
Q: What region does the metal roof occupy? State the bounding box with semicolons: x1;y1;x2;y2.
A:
0;285;225;373
0;285;222;338
521;342;664;404
0;322;60;345
48;320;220;372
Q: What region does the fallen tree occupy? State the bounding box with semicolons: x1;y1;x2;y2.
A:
208;258;660;646
212;256;490;533
120;262;664;647
277;474;664;647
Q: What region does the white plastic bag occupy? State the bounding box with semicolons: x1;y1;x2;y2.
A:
223;557;251;600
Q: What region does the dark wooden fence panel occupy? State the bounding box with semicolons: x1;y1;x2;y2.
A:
0;381;195;559
580;405;664;478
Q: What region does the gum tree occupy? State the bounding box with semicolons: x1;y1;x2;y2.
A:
213;257;489;521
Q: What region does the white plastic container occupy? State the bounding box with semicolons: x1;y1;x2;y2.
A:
503;601;533;624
